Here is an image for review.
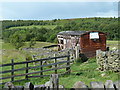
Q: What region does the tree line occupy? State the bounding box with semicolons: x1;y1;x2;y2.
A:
2;17;119;49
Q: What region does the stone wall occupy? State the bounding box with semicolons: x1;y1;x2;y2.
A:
3;80;120;90
3;74;120;89
96;49;120;72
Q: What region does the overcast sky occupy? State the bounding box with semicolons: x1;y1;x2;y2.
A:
0;1;118;20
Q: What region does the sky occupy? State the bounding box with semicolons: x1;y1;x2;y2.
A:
0;0;119;20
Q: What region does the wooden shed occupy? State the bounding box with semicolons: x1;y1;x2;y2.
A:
57;31;106;57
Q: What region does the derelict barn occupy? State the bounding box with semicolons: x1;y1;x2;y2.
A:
57;31;106;57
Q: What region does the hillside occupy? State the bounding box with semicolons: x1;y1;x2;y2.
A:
2;18;119;45
1;40;119;88
7;25;57;30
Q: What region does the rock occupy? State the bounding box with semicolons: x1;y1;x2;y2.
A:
14;86;24;90
96;49;119;72
59;85;64;88
101;52;106;57
24;82;34;90
105;80;115;90
59;85;65;90
72;81;88;89
45;81;51;87
101;73;106;77
90;81;104;89
96;50;102;56
112;47;117;50
45;81;64;89
34;84;46;89
113;80;120;90
4;82;15;89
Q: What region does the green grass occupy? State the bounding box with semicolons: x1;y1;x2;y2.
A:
23;41;54;48
107;40;119;44
106;40;119;50
7;25;58;30
59;59;118;88
1;41;54;50
2;43;15;50
2;58;118;88
1;41;54;64
1;40;119;88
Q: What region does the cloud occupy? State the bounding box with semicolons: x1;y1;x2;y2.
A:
1;2;118;20
96;10;118;17
0;0;119;2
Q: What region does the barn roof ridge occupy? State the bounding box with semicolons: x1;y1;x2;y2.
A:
57;30;88;36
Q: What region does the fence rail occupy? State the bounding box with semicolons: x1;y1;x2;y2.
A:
0;55;69;67
0;52;71;85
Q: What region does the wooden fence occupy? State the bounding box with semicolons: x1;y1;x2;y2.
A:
0;52;71;85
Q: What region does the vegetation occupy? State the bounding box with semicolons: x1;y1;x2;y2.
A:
29;38;36;48
1;41;54;64
2;17;119;49
2;57;118;88
106;40;119;49
1;17;119;88
1;40;119;88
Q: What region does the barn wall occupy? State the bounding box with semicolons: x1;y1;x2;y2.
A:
80;32;106;57
57;35;80;50
57;31;106;58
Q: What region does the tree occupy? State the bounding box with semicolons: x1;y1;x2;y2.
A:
29;38;36;48
10;31;25;50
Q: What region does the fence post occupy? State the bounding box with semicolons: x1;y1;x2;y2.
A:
75;44;80;59
40;60;43;76
66;51;70;74
32;55;36;68
54;54;57;74
11;59;14;82
26;58;29;80
50;74;59;90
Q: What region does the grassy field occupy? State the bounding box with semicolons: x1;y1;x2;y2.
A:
1;41;54;64
7;25;58;30
1;40;119;88
3;58;118;88
106;40;118;44
106;40;119;50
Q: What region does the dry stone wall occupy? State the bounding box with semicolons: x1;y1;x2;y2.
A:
96;49;120;72
3;80;120;90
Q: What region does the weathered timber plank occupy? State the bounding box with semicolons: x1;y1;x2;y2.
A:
66;51;71;74
0;65;70;80
11;59;14;82
54;54;57;74
28;75;49;78
25;58;29;80
0;55;69;67
40;60;43;76
1;60;71;74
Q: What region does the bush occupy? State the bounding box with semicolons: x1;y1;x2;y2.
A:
25;53;33;61
75;54;88;63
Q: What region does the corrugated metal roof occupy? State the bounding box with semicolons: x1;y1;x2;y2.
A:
57;31;87;36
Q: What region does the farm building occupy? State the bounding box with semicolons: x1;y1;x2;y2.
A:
57;31;106;57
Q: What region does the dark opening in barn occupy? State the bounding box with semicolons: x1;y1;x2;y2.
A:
57;31;106;57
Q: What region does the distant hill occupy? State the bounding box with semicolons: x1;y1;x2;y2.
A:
2;17;119;44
